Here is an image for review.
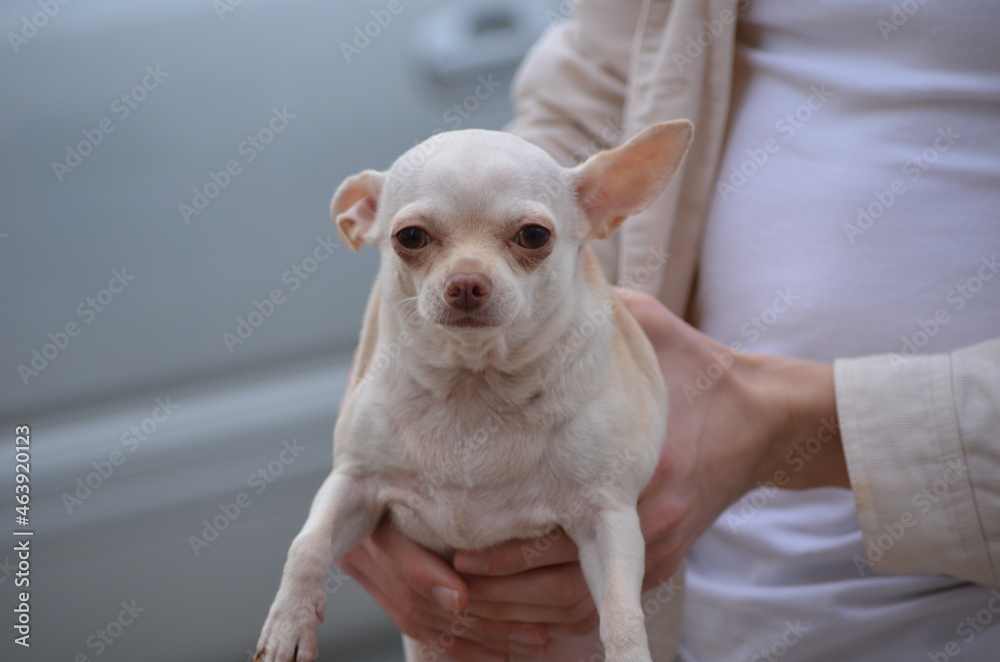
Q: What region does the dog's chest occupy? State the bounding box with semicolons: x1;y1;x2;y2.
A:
370;388;586;551
380;476;568;553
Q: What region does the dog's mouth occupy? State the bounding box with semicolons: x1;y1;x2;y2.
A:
435;312;500;329
438;315;499;329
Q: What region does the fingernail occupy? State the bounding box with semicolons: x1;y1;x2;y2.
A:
509;629;544;646
454;555;489;574
431;585;461;612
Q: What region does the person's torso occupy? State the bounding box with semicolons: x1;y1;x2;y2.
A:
685;0;1000;659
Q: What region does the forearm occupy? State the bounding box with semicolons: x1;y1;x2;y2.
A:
734;337;1000;585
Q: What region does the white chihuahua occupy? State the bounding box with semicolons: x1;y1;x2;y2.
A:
254;121;693;662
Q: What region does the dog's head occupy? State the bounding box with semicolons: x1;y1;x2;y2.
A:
331;122;692;352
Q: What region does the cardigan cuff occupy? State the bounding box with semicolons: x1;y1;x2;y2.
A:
835;350;994;584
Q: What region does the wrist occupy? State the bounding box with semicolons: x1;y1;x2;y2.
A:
737;353;848;491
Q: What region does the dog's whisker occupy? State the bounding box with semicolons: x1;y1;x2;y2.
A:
389;295;418;315
386;296;421;328
394;299;421;326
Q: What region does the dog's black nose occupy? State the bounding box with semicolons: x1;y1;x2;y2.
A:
445;273;491;311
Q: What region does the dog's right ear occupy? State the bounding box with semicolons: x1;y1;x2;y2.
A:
331;170;386;251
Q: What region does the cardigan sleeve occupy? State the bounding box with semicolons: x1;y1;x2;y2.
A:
504;2;640;166
835;337;1000;587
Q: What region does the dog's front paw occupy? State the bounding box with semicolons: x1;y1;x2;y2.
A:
254;600;323;662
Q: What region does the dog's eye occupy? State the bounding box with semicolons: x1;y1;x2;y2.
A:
395;226;430;250
514;225;550;249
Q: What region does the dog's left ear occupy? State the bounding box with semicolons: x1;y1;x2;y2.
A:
572;120;693;239
331;170;386;251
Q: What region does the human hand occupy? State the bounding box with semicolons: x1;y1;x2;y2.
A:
341;289;848;659
338;519;564;661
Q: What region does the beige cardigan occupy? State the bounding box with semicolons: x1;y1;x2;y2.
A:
507;0;1000;587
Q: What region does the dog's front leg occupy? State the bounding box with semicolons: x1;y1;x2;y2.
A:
571;507;652;662
255;471;381;662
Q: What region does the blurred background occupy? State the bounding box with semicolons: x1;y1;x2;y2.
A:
0;0;560;659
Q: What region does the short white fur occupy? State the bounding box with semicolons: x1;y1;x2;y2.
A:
255;120;693;662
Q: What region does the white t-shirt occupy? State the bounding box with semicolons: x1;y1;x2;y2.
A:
685;1;1000;660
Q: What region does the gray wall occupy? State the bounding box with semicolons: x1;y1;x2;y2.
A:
0;1;557;660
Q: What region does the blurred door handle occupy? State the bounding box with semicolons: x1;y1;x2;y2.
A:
409;0;554;85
